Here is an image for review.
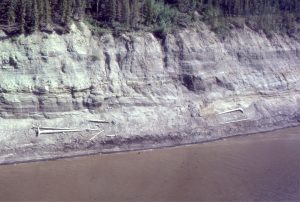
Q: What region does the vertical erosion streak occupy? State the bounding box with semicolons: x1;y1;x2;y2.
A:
104;52;111;79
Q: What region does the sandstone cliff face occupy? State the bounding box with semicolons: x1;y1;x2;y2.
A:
0;23;299;163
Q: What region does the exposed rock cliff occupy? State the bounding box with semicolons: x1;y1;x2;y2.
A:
0;23;299;164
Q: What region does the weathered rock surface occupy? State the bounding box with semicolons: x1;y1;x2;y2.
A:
0;22;299;164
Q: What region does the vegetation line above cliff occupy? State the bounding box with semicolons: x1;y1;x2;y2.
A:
0;0;299;38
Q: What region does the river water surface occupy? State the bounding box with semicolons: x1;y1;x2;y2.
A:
0;127;300;201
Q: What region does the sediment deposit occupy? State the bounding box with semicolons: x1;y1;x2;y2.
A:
0;22;299;164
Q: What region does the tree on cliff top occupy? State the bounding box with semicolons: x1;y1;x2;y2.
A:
0;0;298;37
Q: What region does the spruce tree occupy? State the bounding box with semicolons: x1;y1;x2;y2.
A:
19;0;26;33
130;0;140;28
44;0;52;26
116;1;122;22
7;0;16;26
144;0;154;25
108;0;116;24
122;0;130;27
33;0;39;31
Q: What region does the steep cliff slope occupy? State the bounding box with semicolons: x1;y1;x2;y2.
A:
0;23;299;164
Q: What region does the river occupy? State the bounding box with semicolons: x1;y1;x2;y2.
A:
0;127;299;201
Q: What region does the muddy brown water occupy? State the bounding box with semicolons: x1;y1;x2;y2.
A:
0;127;300;201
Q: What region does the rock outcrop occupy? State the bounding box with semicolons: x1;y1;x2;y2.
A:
0;22;299;164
